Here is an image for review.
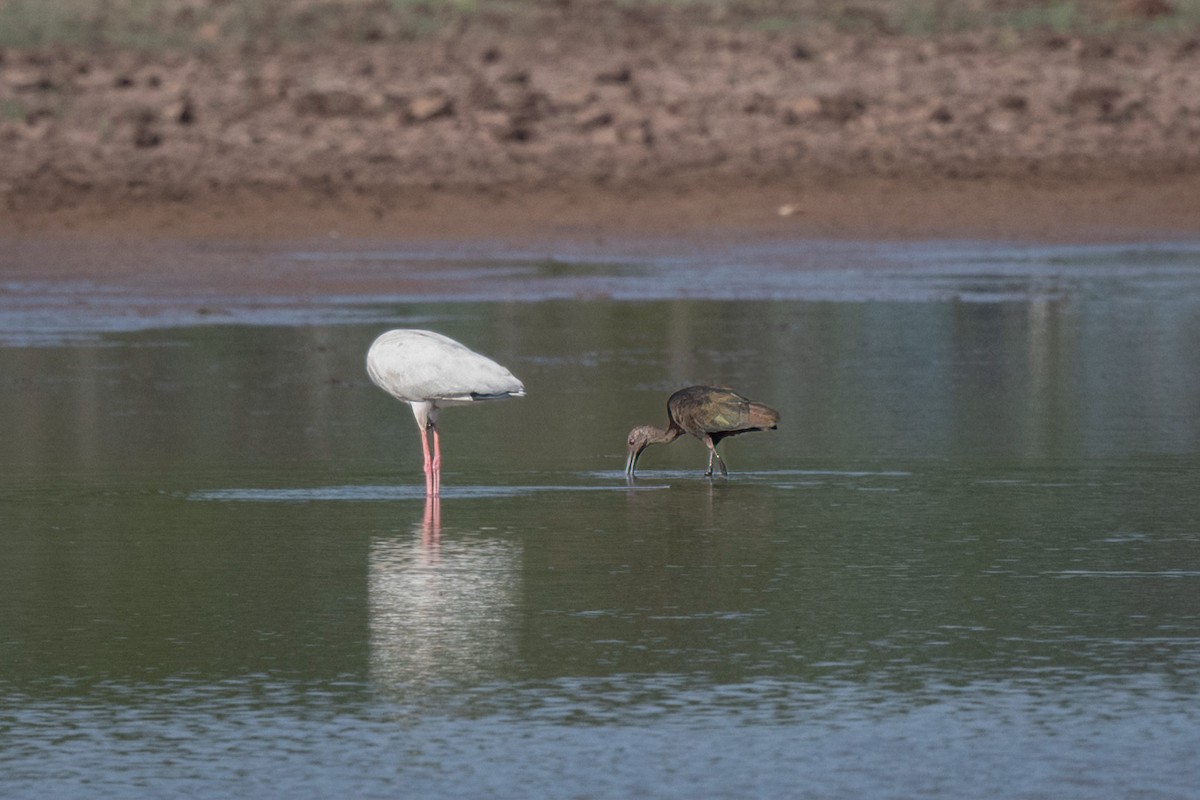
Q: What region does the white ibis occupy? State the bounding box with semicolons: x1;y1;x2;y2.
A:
367;329;525;496
625;385;779;477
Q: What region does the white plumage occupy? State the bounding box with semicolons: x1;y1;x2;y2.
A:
366;329;525;496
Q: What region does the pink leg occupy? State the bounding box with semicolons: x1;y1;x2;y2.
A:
419;425;434;496
431;426;442;496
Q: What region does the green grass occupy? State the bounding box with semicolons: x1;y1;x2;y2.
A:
0;0;1197;52
859;0;1200;36
1005;1;1089;33
0;0;482;50
0;1;101;48
2;98;28;122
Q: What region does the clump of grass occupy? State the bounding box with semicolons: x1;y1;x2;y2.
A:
1143;0;1200;32
0;0;230;50
0;0;493;52
2;98;28;122
851;0;1200;36
1003;1;1091;33
0;0;103;48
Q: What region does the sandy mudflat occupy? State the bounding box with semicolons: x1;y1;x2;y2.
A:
3;1;1200;251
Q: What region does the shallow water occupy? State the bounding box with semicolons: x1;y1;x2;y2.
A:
2;238;1199;798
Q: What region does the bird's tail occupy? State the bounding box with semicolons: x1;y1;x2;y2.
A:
748;402;781;430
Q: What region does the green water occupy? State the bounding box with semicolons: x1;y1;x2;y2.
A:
1;240;1198;798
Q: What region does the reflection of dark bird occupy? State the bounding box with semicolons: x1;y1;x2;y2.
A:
625;385;780;477
367;329;525;496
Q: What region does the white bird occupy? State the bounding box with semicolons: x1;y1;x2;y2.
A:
366;329;525;496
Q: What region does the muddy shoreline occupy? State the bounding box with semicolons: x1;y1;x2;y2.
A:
6;172;1200;241
2;174;1197;310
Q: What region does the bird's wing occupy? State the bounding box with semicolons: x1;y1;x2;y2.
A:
367;330;525;403
668;385;779;435
668;386;753;434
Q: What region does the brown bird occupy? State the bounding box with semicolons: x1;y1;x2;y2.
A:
624;385;780;478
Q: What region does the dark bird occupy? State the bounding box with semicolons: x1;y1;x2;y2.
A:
367;329;525;497
624;385;780;477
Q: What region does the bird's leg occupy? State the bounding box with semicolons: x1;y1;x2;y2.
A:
430;424;442;497
419;424;435;496
703;437;728;478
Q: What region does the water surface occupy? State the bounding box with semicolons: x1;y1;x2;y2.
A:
2;238;1198;798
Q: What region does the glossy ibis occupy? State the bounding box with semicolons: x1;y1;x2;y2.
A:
367;329;525;496
625;385;780;477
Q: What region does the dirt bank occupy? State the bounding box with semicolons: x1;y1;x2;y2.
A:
3;1;1200;239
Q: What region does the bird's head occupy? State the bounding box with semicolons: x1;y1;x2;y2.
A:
624;426;659;476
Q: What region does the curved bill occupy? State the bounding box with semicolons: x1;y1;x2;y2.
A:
624;445;642;477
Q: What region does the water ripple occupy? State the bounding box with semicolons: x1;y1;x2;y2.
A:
189;484;667;502
3;674;1198;800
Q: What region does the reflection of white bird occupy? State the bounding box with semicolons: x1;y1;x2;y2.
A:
366;329;525;496
368;530;521;694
